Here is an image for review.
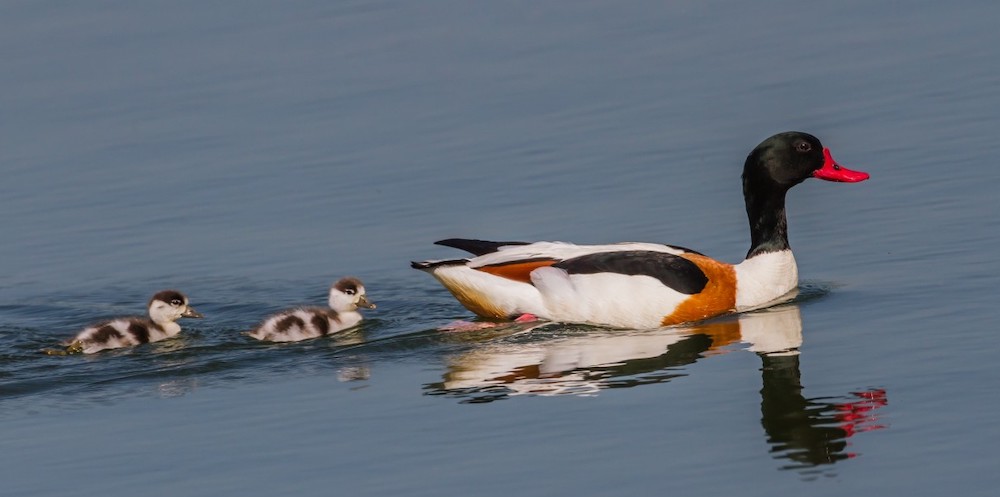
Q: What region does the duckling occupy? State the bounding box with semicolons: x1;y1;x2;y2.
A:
248;277;375;342
47;290;203;355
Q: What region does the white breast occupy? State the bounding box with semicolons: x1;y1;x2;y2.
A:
734;250;799;311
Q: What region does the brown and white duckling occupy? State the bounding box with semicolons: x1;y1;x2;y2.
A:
247;277;375;342
53;290;203;355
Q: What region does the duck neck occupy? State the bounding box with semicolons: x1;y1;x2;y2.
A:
743;173;791;260
151;319;180;336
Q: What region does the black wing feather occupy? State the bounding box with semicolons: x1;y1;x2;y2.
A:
434;238;530;256
411;259;469;270
554;251;709;295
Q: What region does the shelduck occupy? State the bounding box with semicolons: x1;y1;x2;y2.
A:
52;290;203;354
412;131;869;329
247;277;375;342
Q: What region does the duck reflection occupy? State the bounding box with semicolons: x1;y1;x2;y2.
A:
760;352;886;470
424;303;887;472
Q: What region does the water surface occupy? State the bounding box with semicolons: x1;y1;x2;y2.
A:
2;1;1000;496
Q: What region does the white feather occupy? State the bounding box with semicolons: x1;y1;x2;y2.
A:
734;250;798;311
428;264;547;317
531;267;687;329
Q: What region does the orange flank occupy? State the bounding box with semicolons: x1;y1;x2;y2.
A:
475;259;558;283
661;254;737;326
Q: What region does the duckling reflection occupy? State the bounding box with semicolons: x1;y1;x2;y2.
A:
424;303;887;472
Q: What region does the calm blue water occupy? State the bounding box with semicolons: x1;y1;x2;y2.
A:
3;1;1000;495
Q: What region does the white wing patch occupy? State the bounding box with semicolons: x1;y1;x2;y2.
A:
427;264;547;318
531;266;689;329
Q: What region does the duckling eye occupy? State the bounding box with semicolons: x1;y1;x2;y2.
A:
170;299;183;306
344;289;356;296
795;141;812;152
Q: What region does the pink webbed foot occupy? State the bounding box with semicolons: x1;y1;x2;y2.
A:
437;313;540;332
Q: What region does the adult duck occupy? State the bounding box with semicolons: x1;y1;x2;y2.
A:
412;131;869;329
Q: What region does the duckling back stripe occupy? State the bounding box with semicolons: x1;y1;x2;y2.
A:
91;325;125;343
311;314;331;335
128;322;151;343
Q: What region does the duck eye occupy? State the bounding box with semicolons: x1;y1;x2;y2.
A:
345;289;356;296
171;299;182;306
795;142;812;152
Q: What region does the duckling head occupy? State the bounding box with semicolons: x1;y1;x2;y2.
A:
148;290;204;325
329;277;376;312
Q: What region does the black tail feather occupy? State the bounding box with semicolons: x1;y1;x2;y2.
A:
411;259;469;270
434;238;529;256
